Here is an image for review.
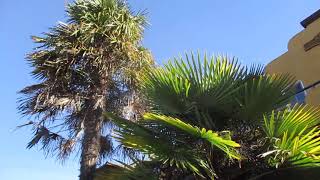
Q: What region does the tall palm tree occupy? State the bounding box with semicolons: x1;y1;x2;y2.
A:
98;53;320;179
18;0;153;179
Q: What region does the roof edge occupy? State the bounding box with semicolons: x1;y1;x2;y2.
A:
301;9;320;28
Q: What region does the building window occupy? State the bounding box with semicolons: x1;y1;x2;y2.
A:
291;80;307;105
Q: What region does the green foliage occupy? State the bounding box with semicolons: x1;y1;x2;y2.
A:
67;0;146;45
143;113;241;159
95;158;158;180
98;53;311;179
105;112;217;178
262;105;320;168
140;53;295;130
235;74;295;122
19;0;320;179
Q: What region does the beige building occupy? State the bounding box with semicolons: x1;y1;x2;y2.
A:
265;9;320;106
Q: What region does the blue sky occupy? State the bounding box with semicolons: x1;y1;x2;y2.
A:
0;0;319;179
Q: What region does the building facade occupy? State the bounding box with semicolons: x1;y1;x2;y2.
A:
265;9;320;106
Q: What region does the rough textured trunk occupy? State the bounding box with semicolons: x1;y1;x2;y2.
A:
80;109;103;180
80;76;108;180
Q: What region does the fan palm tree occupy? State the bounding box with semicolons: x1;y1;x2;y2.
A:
18;0;153;179
98;53;320;179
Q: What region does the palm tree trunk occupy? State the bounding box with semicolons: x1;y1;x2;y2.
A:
80;76;109;180
80;112;102;180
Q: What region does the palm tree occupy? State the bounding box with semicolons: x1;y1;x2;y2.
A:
18;0;153;179
98;53;320;179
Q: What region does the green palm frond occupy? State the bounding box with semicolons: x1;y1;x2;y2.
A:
67;0;147;51
262;105;320;168
143;113;241;160
140;53;248;130
141;53;245;116
95;158;158;180
235;74;295;122
247;64;265;76
263;105;320;138
140;52;295;130
105;112;216;178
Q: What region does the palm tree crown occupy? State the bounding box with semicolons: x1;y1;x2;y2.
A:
18;0;153;179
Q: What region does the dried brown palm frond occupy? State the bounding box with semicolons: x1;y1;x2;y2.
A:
18;0;153;179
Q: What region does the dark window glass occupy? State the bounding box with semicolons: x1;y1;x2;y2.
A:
291;80;306;105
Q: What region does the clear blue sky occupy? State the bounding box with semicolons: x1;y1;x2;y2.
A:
0;0;319;179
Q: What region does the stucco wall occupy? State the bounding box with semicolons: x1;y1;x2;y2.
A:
265;18;320;106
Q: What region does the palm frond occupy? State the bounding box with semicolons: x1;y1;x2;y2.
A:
235;74;295;122
26;123;78;161
262;105;320;168
19;0;153;164
143;113;241;160
140;53;295;130
95;158;158;180
140;53;247;128
105;112;216;178
263;105;320;138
